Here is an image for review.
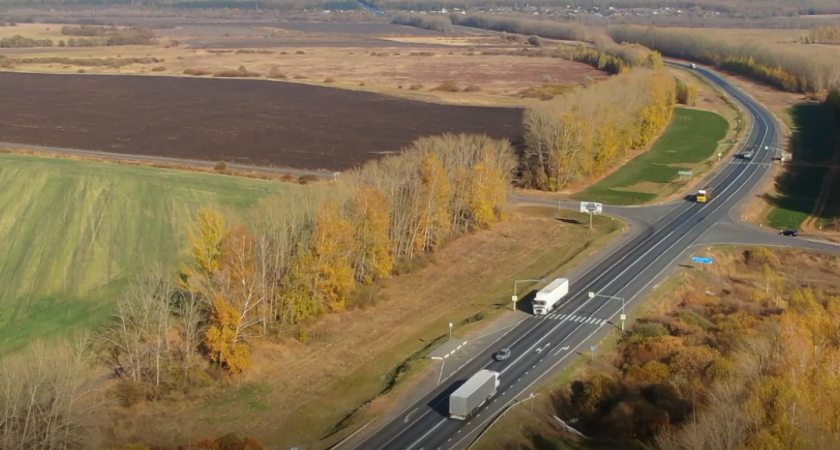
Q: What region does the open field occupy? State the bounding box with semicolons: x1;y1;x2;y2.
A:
0;23;607;107
0;152;285;354
0;71;523;171
573;108;729;205
100;206;625;449
473;245;840;450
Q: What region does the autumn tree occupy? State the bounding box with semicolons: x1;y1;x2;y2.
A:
350;185;393;284
414;152;452;253
205;296;252;373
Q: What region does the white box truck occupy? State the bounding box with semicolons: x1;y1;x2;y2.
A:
533;278;569;315
449;370;500;420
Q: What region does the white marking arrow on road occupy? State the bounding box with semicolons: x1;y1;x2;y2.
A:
553;346;570;356
535;343;550;354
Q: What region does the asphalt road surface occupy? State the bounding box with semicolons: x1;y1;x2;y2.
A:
347;64;782;450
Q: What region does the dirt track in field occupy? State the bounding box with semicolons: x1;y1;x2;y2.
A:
0;71;523;171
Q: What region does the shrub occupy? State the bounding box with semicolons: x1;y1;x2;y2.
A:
409;84;423;90
214;161;227;172
268;66;287;79
293;74;307;79
463;84;481;92
324;77;336;83
183;67;212;76
111;380;147;407
632;322;670;339
432;80;460;92
213;69;260;78
295;50;305;55
675;78;698;105
527;35;542;46
297;174;319;184
151;66;166;72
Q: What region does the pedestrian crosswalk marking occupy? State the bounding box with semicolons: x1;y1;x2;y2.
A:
541;313;607;326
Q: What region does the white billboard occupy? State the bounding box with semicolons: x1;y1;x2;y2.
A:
579;202;603;215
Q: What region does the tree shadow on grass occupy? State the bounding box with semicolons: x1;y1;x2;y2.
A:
763;103;838;223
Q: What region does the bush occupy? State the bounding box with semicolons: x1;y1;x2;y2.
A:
432;80;460;92
151;66;166;72
183;67;212;76
297;174;319;185
293;74;307;79
111;380;147;407
632;322;670;339
268;66;287;79
675;78;698;106
324;77;336;83
295;50;305;55
214;161;227;172
527;35;542;46
463;84;482;92
213;69;261;78
408;84;424;91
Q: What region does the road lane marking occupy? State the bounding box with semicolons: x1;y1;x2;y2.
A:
404;420;445;450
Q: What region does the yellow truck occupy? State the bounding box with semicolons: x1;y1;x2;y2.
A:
696;186;714;203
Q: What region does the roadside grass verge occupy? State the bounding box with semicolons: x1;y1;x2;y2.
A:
0;153;285;354
573;108;729;205
764;103;838;229
194;207;625;449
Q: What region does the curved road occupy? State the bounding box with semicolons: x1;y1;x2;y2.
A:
346;64;781;450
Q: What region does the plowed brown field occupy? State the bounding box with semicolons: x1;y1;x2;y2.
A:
0;72;523;170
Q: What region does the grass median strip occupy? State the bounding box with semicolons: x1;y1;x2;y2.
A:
574;107;729;205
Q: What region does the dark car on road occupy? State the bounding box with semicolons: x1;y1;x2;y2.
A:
495;348;511;361
780;229;799;237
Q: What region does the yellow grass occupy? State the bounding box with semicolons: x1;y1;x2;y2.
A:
1;32;604;107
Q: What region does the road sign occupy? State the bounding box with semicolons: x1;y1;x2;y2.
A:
678;170;693;176
691;257;714;264
511;295;518;303
590;345;597;352
579;202;603;215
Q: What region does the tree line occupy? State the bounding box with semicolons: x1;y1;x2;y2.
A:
0;34;53;47
108;133;516;379
607;25;840;93
451;14;589;42
522;69;676;190
803;25;840;44
391;12;452;32
541;248;840;449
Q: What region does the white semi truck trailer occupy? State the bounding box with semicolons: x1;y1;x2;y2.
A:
533;278;569;315
449;370;500;420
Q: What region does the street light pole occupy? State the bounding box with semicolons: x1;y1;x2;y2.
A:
589;291;627;331
512;278;548;311
448;322;453;340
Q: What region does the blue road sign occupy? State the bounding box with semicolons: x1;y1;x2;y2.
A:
691;257;714;264
590;346;597;352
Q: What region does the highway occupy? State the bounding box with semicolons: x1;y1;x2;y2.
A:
348;64;781;450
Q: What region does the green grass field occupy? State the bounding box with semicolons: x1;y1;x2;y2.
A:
0;153;285;353
573;107;729;205
765;103;838;230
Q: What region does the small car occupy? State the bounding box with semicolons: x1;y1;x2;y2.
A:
495;348;511;361
780;229;799;237
741;151;753;160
